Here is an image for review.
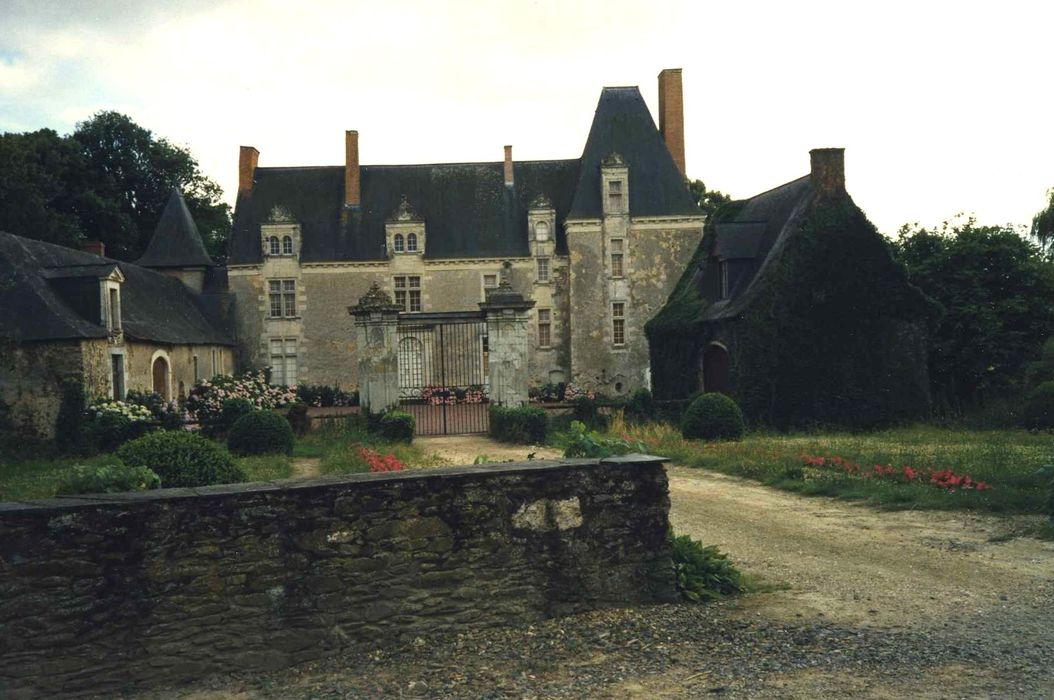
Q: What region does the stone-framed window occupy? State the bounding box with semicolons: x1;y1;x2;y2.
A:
110;350;126;400
482;273;498;300
193;355;199;383
269;338;298;386
268;236;280;255
534;220;550;242
268;279;297;318
537;258;550;283
612;302;626;347
407;232;418;252
610;239;624;278
394;234;405;253
537;309;551;348
282;236;294;255
394;275;421;313
608;180;624;213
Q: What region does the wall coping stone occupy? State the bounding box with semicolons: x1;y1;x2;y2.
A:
0;454;669;515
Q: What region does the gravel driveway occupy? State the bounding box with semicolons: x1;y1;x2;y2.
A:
136;449;1054;699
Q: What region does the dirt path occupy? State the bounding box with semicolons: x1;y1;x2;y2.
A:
414;435;562;465
290;457;321;478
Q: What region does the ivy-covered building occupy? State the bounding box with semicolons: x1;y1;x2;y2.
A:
646;149;934;428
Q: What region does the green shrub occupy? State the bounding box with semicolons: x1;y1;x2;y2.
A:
55;379;87;454
57;463;161;495
84;411;155;453
489;405;548;444
671;531;745;602
681;393;745;441
285;402;311;437
562;420;644;458
1023;382;1054;430
625;388;654;424
572;395;608;430
117;431;244;487
228;410;295;456
379;411;415;443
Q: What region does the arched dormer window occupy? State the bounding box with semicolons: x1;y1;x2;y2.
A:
535;221;550;242
407;232;418;252
268;236;280;255
394;233;405;253
282;235;294;255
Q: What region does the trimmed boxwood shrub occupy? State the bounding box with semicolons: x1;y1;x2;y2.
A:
228;410;295;456
1023;381;1054;430
681;392;745;441
117;431;244;487
379;411;415;443
57;463;161;495
489;405;548;444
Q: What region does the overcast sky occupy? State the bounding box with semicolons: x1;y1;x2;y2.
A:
1;0;1051;236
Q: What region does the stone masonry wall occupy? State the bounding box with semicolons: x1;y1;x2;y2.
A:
0;456;677;698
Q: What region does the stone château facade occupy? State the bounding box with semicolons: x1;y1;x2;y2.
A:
227;69;704;398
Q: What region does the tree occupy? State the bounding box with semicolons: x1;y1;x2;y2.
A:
1032;188;1054;254
73;112;230;261
893;216;1054;409
0;113;230;262
688;179;731;219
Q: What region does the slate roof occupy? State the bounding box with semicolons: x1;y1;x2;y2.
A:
136;188;215;268
0;231;234;345
229;86;699;265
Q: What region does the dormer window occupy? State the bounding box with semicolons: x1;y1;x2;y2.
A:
407;232;418;252
720;261;730;299
535;221;550;242
394;234;405;253
282;236;294;255
608;180;623;212
108;287;121;332
268;236;280;255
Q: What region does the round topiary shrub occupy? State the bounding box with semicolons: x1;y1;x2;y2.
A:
681;392;745;441
379;411;415;443
1023;381;1054;430
117;431;244;487
228;410;295;456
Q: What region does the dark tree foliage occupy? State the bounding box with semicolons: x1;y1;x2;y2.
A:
688;180;731;219
1032;188;1054;254
893;218;1054;409
0;113;230;261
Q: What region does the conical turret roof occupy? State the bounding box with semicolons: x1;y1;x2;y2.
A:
137;188;214;268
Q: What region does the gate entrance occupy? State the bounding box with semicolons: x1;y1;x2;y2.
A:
398;312;489;435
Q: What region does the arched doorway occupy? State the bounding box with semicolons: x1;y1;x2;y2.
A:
702;343;731;395
152;356;170;400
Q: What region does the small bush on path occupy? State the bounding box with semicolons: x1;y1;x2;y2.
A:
671;530;746;602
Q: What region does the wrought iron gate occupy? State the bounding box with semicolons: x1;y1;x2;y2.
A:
397;312;489;435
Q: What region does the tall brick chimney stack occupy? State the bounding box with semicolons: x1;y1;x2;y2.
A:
658;68;686;178
82;240;106;257
345;131;361;208
238;146;259;195
504;145;514;187
809;148;846;199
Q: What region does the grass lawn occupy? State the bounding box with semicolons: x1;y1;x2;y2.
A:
619;420;1053;516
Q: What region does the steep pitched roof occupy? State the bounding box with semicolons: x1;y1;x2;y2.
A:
136;188;214;268
567;87;700;220
229;160;580;264
0;231;233;345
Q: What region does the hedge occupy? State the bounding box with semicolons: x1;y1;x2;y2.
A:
489;405;548;444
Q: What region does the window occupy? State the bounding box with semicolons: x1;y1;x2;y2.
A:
537;258;550;283
483;274;497;289
608;180;623;212
211;348;223;377
268;236;280;255
269;338;298;386
610;239;624;277
282;235;293;255
535;221;550;241
537;309;551;348
394;275;421;312
407;232;418;252
393;233;405;253
107;287;121;332
612;302;626;346
193;355;199;382
268;279;297;318
110;354;125;400
720;261;729;299
398;337;424;390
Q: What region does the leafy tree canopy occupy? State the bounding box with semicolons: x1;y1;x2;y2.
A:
688;179;731;219
893;216;1054;408
1032;187;1054;254
0;112;230;262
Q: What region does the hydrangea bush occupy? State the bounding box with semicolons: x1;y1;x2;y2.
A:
186;372;297;427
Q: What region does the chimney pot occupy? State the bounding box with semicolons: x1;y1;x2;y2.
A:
504;145;514;187
658;68;686;178
345;130;361;208
809;148;846;199
238;146;260;195
82;240;106;257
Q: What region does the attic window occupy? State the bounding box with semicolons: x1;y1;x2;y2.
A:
535;221;550;242
407;232;418;252
268;236;280;255
282;236;294;255
394;234;405;253
107;286;121;333
608;180;623;212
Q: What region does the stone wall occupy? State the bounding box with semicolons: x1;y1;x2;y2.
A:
0;340;84;439
0;456;677;698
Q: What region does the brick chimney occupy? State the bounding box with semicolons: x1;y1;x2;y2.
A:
238;146;259;195
504;145;514;187
345;130;361;208
82;240;106;257
810;148;846;199
658;68;686;178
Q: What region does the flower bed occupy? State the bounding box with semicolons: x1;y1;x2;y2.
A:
801;454;992;492
419;385;486;406
357;446;405;472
